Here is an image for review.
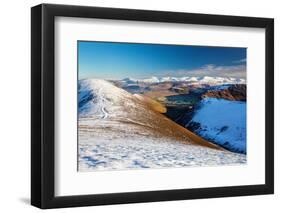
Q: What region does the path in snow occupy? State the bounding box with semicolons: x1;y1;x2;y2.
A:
98;88;109;119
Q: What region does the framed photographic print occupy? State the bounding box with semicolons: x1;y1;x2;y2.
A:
31;3;274;209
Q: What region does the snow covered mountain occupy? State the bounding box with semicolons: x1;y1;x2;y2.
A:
78;79;246;171
120;76;246;85
188;98;246;154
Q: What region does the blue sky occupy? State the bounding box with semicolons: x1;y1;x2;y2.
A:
78;41;246;80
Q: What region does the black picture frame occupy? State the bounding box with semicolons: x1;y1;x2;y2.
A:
31;3;274;209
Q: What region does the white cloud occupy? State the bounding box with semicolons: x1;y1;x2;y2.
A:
163;64;246;78
233;58;247;63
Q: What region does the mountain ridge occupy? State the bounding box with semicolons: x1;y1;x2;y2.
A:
78;79;246;171
79;79;221;149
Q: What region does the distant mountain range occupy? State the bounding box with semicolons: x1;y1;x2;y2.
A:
120;76;246;85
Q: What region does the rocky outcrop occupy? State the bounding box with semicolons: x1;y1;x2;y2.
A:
202;84;246;101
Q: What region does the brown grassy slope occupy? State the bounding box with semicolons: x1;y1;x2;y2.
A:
131;94;222;150
143;90;177;99
134;94;167;113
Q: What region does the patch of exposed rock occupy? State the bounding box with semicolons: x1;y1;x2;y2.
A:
202;84;246;101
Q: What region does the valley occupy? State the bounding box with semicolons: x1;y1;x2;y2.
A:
114;76;247;154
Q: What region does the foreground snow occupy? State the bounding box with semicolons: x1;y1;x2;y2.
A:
189;98;246;153
78;79;246;171
79;136;246;171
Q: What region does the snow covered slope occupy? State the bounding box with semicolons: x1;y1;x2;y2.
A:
188;98;246;154
78;79;246;171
